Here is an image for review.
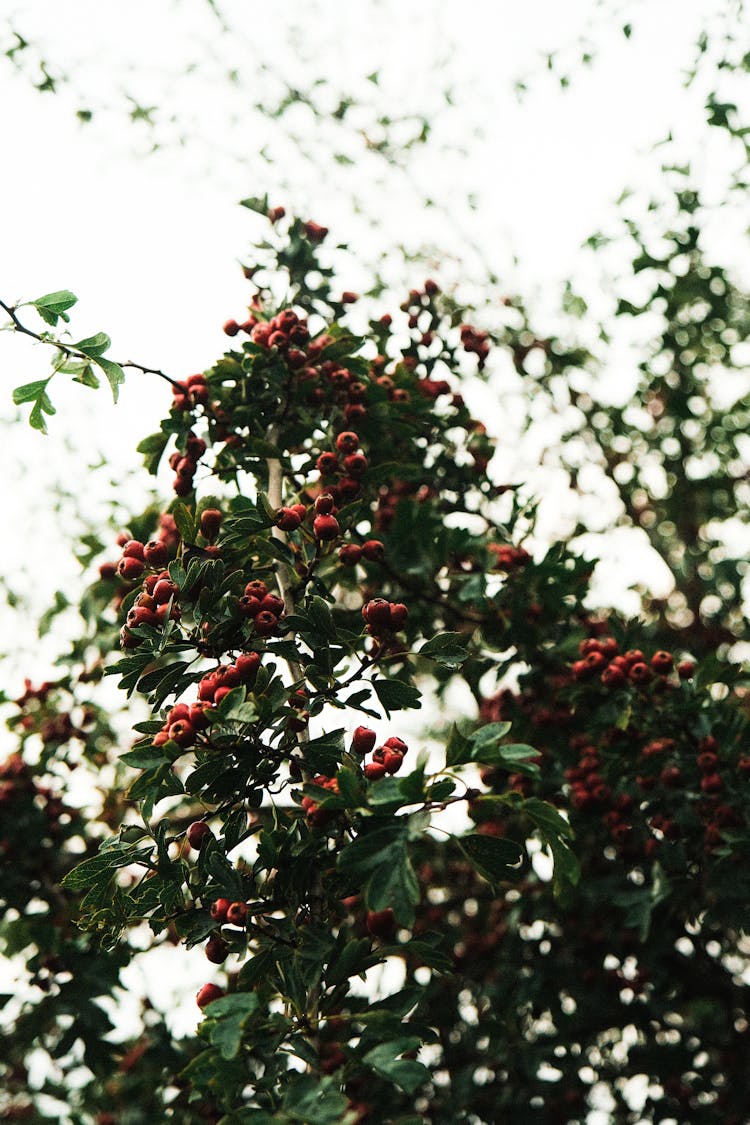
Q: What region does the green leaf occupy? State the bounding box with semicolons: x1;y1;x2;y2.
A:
95;356;125;402
457;833;524;884
522;797;574;840
372;678;422;714
363;1039;429;1095
73;331;111;357
445;722;473;767
418;632;469;668
471;742;540;776
31;289;77;325
12;378;49;405
172;502;195;544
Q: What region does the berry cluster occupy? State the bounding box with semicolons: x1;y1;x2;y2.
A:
119;570;180;649
168;430;208;497
301;774;340;827
488;542;531;570
237;579;284;637
571;640;687;689
315;431;368;504
171;374;209;411
152;700;214;750
338;538;385;567
459;323;491;368
197;652;262;703
361;598;409;634
362;735;408;780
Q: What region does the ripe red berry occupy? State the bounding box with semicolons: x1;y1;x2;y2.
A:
259;593;284;616
196;983;225;1009
226;901;247;927
210;898;231;924
254;610;278;636
238;595;262;618
223;319;240;337
366;908;396;939
362;599;392;628
313;514;340;541
236;652;261;680
316;452;339;476
383;736;407;755
275;507;302;532
314;493;337;515
205;935;229;964
187;821;212;850
361;540;385;562
122;539;145;560
143;540;169;568
153;579;180;605
628;662;651;685
343;452;368;478
117;556;145;581
335;431;359;455
351;726;377;755
677;660;696;680
364;761;387;780
339;544;363;566
389;603;408;630
383;749;404;774
200;508;223;542
167;719;196;748
244;579;268;599
651;650;673;675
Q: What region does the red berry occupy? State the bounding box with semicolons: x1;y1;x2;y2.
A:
200;509;223;542
223;319;240;337
389;603;408;630
351;726;377;755
196;983;225;1009
143;540;169;568
122;539;145;560
366;908;396;939
313;514;340;541
210;898;231;924
383;750;404;774
364;761;387;780
275;507;302;532
153;579;180;605
339;544;363;566
361;540;385;562
254;610;278;636
316;452;339;476
244;579;268;599
187;821;212;850
226;901;247;927
236;652;261;680
343;452;368;478
651;650;673;675
167;719;196;748
362;599;392;628
383;736;407;754
117;557;145;581
677;660;695;680
238;595;263;618
205;935;228;964
335;431;359;455
314;493;337;515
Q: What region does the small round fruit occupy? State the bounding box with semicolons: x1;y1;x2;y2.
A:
196;983;225;1009
351;726;377;756
187;821;212;850
205;935;229;964
313;514;340;541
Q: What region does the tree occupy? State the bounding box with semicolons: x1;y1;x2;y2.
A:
4;5;750;1122
1;207;748;1124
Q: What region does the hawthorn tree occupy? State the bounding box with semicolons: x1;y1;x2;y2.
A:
1;205;749;1125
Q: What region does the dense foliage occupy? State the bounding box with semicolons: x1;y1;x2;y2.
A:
1;204;749;1125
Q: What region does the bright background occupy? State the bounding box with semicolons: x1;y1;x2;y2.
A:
1;2;748;1118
